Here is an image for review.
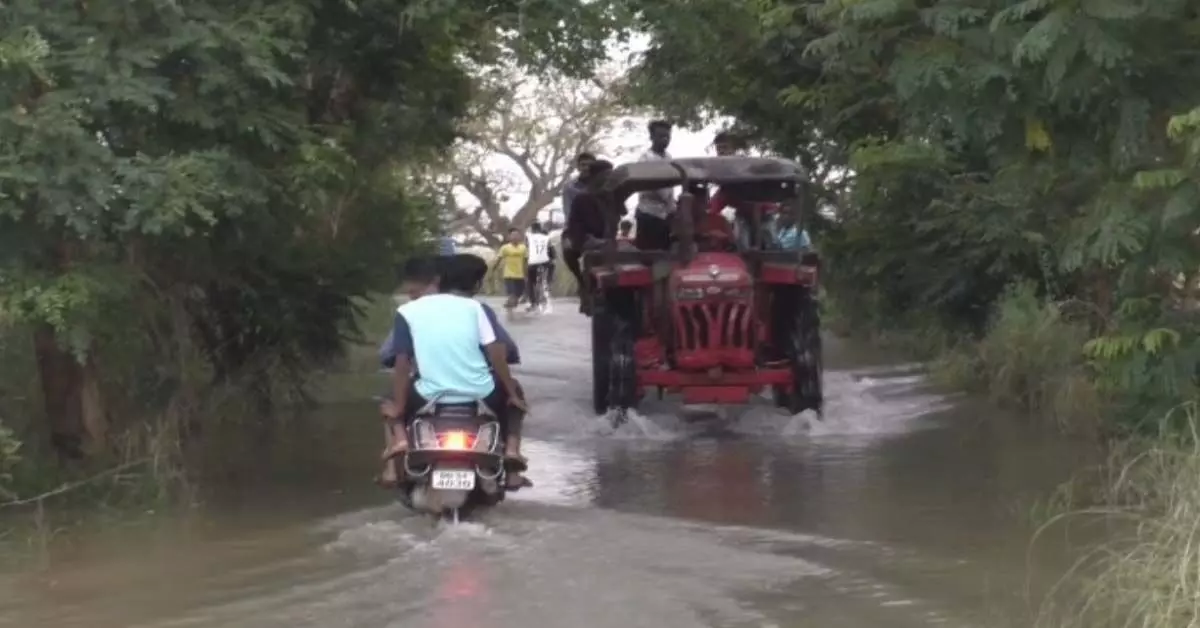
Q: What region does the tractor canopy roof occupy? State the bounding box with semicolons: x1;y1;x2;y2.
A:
601;156;805;202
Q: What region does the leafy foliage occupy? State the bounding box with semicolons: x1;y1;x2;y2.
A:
0;0;620;459
627;0;1200;431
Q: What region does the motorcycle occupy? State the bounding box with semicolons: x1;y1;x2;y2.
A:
393;395;526;522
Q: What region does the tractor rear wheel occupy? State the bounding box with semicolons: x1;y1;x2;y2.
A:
608;316;639;413
591;293;641;420
774;288;823;415
591;303;613;415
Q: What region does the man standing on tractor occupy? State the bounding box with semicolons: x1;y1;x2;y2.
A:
634;121;675;250
563;159;616;314
713;130;740;157
563;160;615;297
561;152;596;252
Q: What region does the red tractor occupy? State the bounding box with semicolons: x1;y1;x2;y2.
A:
582;157;822;425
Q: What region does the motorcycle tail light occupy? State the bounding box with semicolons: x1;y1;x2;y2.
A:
438;430;474;450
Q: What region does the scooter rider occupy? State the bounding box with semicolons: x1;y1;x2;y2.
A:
382;255;529;488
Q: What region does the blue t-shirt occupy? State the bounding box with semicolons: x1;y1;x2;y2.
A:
391;293;497;403
380;301;519;368
775;224;811;250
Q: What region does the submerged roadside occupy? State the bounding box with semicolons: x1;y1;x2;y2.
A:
0;294;403;569
824;284;1200;627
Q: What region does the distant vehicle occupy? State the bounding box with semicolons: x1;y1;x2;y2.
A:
582;156;822;425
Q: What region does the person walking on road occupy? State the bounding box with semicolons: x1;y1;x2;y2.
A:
525;222;553;313
494;228;528;319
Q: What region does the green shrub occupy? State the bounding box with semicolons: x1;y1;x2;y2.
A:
931;283;1101;433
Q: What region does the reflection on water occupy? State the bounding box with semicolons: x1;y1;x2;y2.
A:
0;302;1101;628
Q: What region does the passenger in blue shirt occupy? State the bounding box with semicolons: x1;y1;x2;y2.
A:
378;257;519;370
380;254;528;488
772;212;812;251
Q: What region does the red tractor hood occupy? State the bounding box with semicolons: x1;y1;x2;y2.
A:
668;253;752;288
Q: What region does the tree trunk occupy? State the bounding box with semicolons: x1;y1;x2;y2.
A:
167;288;202;440
79;355;107;452
32;325;108;461
33;325;85;461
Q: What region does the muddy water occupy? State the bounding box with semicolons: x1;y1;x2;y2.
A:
0;301;1099;628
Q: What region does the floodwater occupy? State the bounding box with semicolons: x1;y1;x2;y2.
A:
0;300;1100;628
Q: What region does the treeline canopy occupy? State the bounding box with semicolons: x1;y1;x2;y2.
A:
624;0;1200;426
0;0;623;458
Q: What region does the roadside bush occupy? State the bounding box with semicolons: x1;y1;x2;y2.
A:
931;284;1101;434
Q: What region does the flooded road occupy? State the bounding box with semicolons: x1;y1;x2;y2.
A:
0;301;1098;627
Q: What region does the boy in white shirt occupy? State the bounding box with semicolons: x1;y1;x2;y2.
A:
525;222;553;313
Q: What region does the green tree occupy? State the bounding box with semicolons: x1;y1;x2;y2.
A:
0;0;621;462
625;0;1200;428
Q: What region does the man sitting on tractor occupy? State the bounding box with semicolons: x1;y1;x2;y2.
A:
771;211;812;251
707;132;779;249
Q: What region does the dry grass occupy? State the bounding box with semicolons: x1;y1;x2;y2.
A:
1036;406;1200;627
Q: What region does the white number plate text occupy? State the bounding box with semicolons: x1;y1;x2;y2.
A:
431;470;476;491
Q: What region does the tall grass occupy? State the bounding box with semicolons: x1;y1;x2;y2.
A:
1038;406;1200;627
931;284;1103;435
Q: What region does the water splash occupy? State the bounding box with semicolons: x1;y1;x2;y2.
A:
323;520;426;557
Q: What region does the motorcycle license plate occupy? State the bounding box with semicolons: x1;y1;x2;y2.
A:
431;470;476;491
